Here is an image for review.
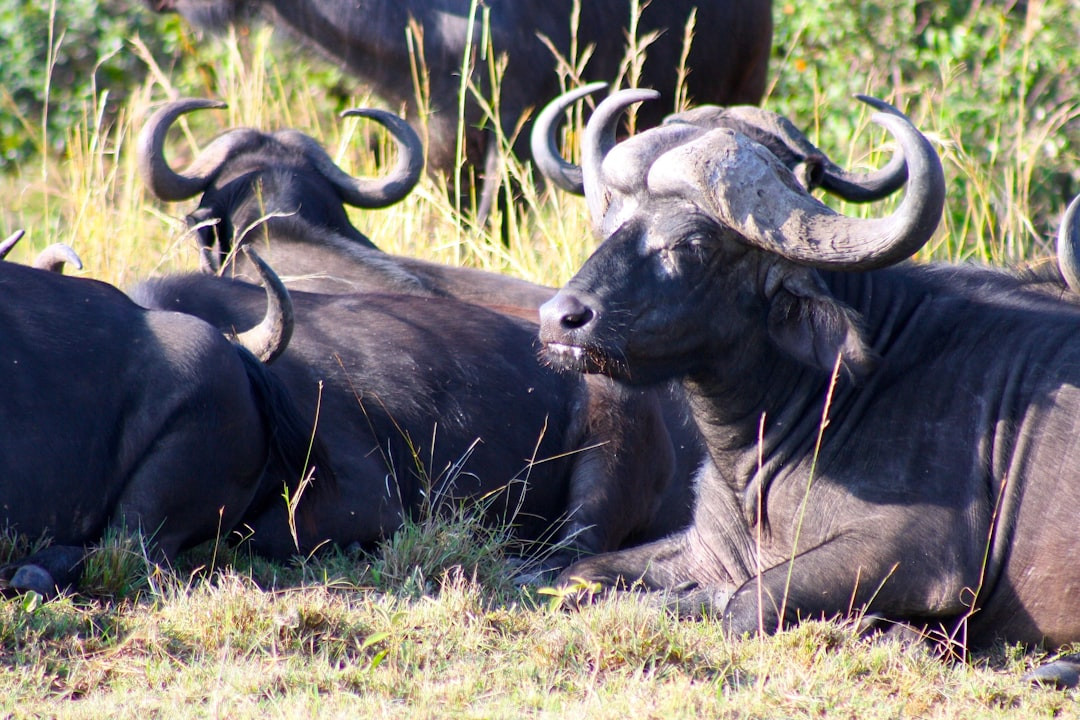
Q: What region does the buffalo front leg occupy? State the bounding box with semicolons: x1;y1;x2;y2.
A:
554;524;743;602
717;534;975;637
544;380;676;572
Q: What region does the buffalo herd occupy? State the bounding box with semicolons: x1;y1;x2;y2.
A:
144;0;773;222
5;0;1080;690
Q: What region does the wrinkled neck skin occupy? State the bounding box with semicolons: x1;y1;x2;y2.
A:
630;254;842;591
679;318;841;571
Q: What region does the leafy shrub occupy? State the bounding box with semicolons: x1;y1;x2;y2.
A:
0;0;183;170
771;0;1079;260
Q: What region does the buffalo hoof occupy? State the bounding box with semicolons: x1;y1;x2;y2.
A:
509;552;578;586
7;564;58;599
664;584;732;621
1024;654;1080;689
0;545;84;599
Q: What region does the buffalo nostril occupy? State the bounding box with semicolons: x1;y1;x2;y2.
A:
540;292;597;335
560;305;594;330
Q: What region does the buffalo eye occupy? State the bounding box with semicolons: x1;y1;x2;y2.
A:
655;233;705;277
676;232;707;250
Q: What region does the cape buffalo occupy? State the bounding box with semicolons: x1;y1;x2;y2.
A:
138;98;706;539
132;273;677;570
0;248;327;597
143;0;773;222
138;98;553;310
537;88;1080;685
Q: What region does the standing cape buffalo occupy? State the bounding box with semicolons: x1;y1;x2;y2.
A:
536;88;1080;684
0;248;326;597
143;0;773;221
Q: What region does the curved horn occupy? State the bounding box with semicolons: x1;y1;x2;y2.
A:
234;247;294;364
757;107;943;269
581;88;661;225
822;95;910;201
650;103;944;270
138;98;258;202
275;108;424;209
0;230;25;259
668;97;907;202
1057;192;1080;293
33;244;83;273
529;81;608;194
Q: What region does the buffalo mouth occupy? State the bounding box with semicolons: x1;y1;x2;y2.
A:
541;341;627;378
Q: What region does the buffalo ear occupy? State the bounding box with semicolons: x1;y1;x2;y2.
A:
765;267;876;379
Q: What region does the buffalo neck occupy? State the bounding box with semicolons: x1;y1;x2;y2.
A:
681;325;842;502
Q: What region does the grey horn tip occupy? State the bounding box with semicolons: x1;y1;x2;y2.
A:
241;246;275;283
33;243;83;273
156;97;228;113
339;107;383;121
616;87;661;103
236;245;294;364
138;97;230;202
530;82;612;195
855;94;908;119
0;229;26;259
571;80;610;98
327;107;424;207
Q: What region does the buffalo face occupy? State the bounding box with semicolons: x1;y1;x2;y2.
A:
540;199;765;386
540;90;946;388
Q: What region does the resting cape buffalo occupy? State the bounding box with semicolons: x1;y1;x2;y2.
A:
132;273;676;570
143;0;773;221
0;247;327;597
138;98;706;537
536;88;1080;685
138;98;553;310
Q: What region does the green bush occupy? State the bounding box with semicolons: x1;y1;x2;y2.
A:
771;0;1079;259
0;0;182;170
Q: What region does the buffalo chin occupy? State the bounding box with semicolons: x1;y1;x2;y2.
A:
542;342;631;379
542;343;590;373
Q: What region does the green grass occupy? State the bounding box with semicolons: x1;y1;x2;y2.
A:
2;1;1080;716
0;576;1075;718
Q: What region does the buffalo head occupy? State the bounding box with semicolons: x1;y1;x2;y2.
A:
138;99;423;270
539;91;945;386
